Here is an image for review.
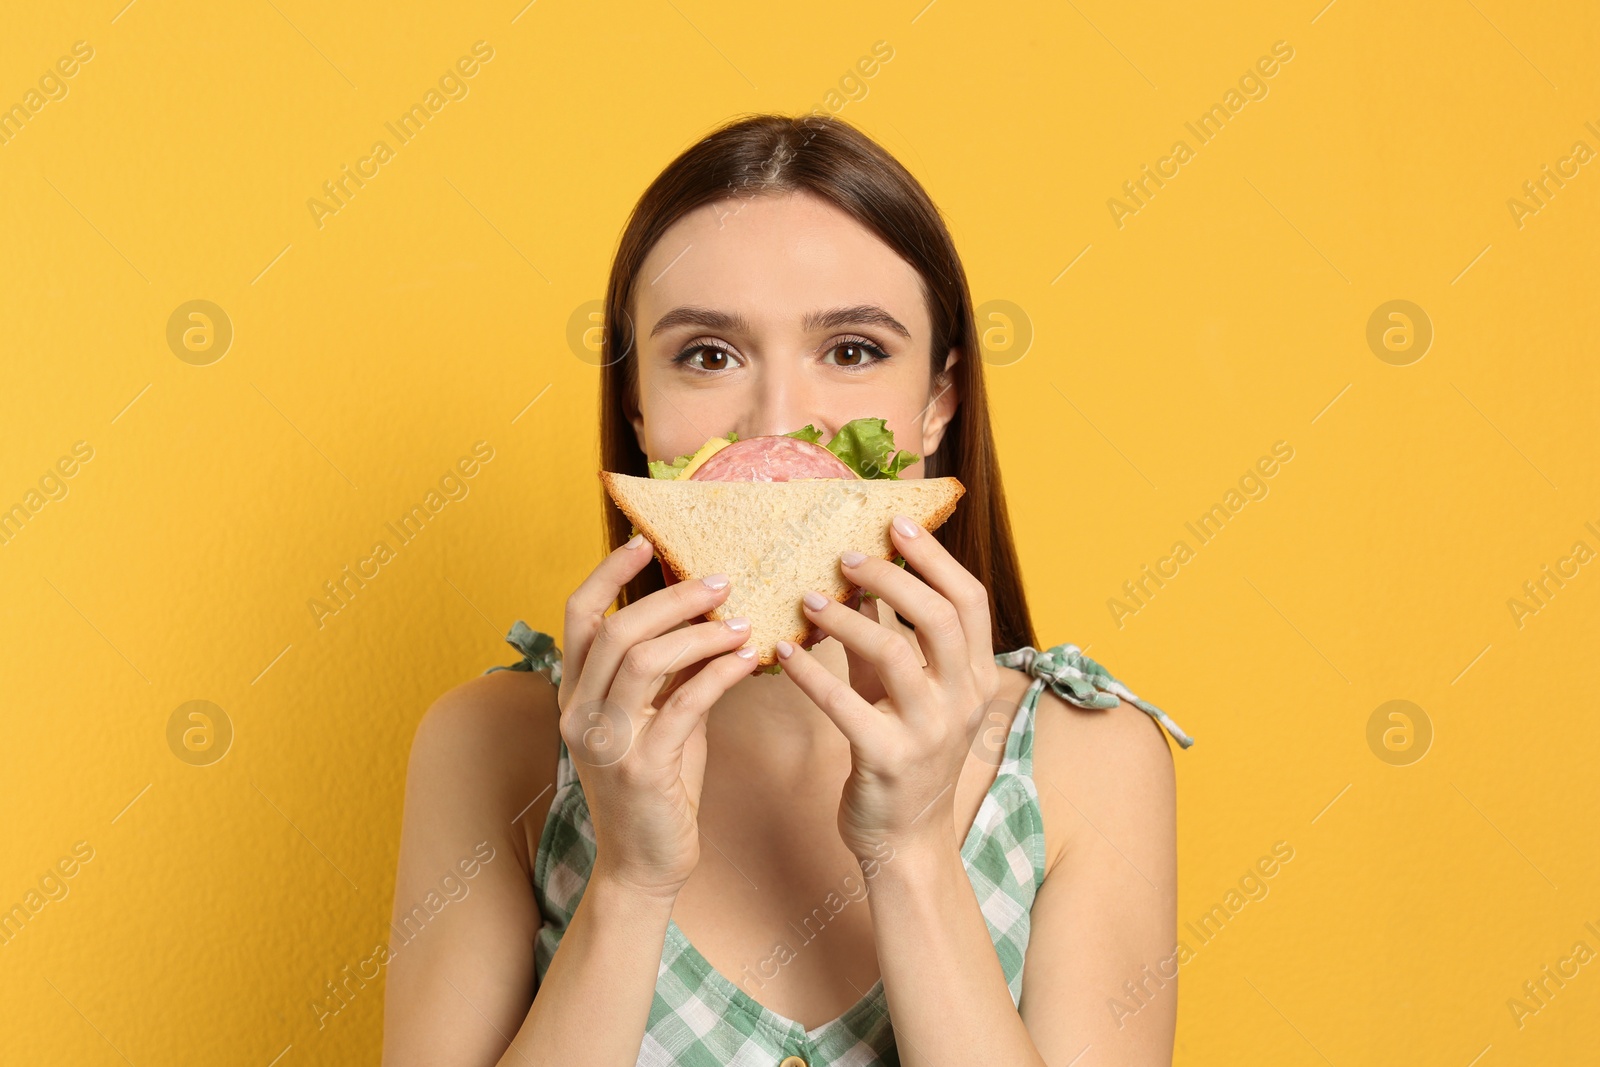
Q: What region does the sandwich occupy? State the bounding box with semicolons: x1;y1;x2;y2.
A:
600;417;965;672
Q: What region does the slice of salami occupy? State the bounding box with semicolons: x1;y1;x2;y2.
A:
688;436;857;482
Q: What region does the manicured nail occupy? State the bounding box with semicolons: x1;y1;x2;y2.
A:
840;550;867;567
725;616;750;631
802;590;828;611
892;514;920;538
735;644;756;659
776;639;795;658
702;572;730;590
624;533;646;549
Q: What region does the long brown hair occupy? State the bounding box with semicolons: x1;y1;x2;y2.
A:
598;112;1039;655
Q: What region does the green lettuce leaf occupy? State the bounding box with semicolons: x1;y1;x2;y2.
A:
783;424;825;444
648;456;690;480
822;417;919;479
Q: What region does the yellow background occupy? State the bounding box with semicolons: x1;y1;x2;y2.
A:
3;0;1597;1063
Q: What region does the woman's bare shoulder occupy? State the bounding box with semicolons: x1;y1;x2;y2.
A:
384;669;562;1065
407;668;564;874
417;667;561;744
1025;676;1176;879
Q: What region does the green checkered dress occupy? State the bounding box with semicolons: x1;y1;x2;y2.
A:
486;621;1193;1066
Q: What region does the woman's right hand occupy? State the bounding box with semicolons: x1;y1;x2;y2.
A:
557;533;756;899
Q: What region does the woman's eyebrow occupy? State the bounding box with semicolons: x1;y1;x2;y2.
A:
804;305;912;340
648;304;912;340
648;306;744;339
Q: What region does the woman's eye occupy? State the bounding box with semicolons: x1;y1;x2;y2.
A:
824;339;891;370
673;345;739;372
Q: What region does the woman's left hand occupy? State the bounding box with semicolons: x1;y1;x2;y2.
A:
776;513;1001;863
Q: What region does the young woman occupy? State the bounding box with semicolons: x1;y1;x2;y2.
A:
382;114;1194;1067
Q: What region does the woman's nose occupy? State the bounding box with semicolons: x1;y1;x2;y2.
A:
740;363;828;439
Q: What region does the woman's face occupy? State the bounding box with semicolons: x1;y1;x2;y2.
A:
628;190;959;478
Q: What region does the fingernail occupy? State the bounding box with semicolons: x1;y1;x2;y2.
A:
892;514;920;538
776;639;794;658
624;533;646;549
702;572;730;590
735;644;756;659
802;590;828;611
725;615;750;631
840;550;867;567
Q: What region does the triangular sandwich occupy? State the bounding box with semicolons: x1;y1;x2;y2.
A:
600;417;965;670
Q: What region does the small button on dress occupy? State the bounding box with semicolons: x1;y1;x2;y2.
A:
778;1057;808;1067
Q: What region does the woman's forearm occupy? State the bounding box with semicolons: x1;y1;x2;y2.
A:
499;869;676;1066
866;837;1046;1067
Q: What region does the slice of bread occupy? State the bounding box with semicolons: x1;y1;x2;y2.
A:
599;473;966;668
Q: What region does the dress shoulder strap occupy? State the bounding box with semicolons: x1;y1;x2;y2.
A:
484;622;575;791
994;642;1195;749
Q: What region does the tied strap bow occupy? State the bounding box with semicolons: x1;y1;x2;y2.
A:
996;643;1194;749
485;621;564;687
